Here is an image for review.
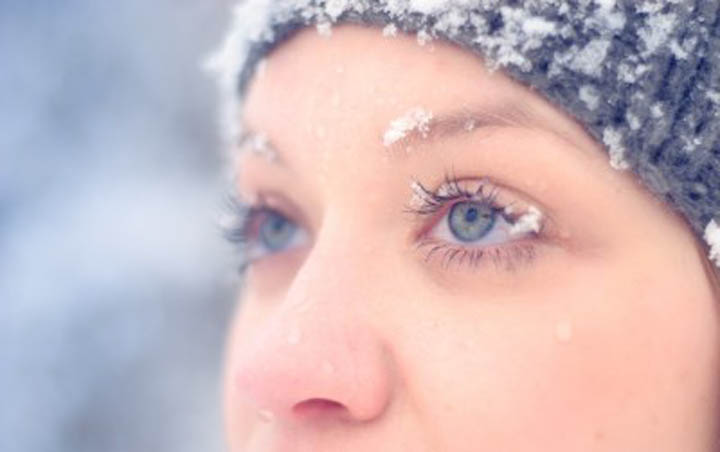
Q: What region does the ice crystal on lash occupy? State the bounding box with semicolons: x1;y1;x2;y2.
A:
509;205;543;236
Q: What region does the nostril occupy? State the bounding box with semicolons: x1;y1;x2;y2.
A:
292;398;347;417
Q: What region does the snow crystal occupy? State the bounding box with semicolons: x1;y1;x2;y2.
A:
626;112;641;131
416;29;433;46
617;63;650;84
638;13;677;56
635;0;678;15
682;136;703;152
579;85;600;110
404;0;471;16
706;91;720;105
570;38;611;76
588;0;626;32
469;13;489;34
497;6;556;44
382;23;398;37
651;102;664;118
476;6;560;72
558;23;574;39
509;206;543;235
316;22;333;37
595;0;617;10
522;16;556;36
433;7;468;36
603;127;630;170
324;0;351;21
383;108;434;147
409;180;426;210
704;219;720;267
668;39;688;59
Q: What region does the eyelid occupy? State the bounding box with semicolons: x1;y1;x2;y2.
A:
240;190;311;236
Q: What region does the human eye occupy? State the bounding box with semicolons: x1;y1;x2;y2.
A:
408;173;547;271
221;193;309;270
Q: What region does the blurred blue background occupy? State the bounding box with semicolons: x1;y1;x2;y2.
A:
0;1;238;451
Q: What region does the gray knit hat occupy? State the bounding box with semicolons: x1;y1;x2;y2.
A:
207;0;720;266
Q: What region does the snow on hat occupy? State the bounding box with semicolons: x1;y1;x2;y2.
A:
207;0;720;266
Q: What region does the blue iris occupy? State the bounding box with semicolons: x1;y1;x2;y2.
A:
259;211;297;251
448;201;496;242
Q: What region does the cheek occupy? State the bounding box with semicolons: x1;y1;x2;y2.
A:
556;259;720;448
393;252;720;450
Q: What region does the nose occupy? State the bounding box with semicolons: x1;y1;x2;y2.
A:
230;248;395;424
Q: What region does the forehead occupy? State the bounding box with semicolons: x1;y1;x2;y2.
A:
240;25;599;172
244;25;515;128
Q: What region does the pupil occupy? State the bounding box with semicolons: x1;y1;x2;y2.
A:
272;218;285;232
465;207;478;222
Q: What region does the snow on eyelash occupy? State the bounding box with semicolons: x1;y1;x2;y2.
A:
408;175;545;237
408;175;503;216
411;174;542;209
509;205;543;236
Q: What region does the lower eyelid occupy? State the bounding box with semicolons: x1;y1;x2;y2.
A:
414;238;540;272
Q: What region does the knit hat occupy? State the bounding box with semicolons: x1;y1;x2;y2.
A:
206;0;720;267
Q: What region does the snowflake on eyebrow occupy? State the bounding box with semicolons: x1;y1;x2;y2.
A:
383;108;434;147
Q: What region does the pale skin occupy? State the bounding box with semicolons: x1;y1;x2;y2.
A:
224;25;720;451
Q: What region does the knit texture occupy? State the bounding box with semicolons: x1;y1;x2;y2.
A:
207;0;720;259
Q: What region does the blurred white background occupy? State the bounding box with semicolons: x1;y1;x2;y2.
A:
0;1;239;451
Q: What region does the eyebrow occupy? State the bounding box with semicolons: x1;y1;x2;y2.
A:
384;102;579;155
238;101;583;168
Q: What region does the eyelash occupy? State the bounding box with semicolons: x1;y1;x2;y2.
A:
219;193;282;272
406;173;540;271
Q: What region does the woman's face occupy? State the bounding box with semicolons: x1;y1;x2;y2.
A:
224;25;720;451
